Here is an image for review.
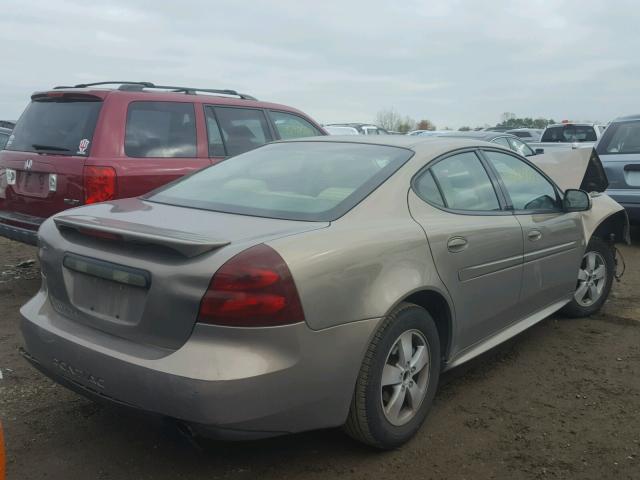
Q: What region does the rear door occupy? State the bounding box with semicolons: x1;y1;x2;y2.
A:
597;120;640;205
482;149;583;313
205;106;273;159
408;150;524;350
115;100;210;199
0;93;102;220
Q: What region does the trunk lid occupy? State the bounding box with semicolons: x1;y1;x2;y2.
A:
40;198;329;349
0;92;103;224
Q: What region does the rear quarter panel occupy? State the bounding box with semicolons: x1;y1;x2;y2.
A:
267;165;451;332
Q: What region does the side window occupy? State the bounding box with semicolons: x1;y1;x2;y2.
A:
269;111;321;139
484;150;560;211
125;102;196;158
429;152;501;211
414;169;445;207
0;133;8;149
508;137;534;157
213;107;272;157
492;137;511;148
204;107;225;157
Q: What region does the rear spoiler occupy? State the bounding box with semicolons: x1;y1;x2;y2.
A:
54;215;229;258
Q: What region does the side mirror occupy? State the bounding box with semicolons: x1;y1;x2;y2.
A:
563;189;591;212
535;148;544;154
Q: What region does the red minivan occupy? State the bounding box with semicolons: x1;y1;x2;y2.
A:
0;82;326;244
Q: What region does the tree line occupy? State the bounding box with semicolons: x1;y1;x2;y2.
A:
374;109;556;133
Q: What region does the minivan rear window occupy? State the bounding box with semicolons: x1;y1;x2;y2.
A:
541;125;597;143
6;97;102;155
596;120;640;155
147;142;413;221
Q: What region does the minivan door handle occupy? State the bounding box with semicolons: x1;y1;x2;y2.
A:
527;230;542;241
447;236;468;253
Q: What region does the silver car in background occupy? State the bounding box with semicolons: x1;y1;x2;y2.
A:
596;114;640;224
20;136;627;449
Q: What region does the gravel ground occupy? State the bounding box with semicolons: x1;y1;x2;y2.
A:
1;231;639;480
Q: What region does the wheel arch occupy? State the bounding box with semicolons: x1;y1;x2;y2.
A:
591;209;630;245
389;288;454;364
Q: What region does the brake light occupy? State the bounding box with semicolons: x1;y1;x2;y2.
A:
84;166;116;204
197;244;305;327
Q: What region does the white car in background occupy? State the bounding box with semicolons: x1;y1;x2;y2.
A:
324;125;360;135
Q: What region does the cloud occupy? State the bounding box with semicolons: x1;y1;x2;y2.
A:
0;0;638;127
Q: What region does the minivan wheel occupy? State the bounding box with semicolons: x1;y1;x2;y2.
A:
561;236;615;318
344;302;440;449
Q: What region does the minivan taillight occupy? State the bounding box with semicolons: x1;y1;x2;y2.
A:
84;166;116;204
197;244;305;327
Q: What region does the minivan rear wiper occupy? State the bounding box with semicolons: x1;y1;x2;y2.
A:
32;144;71;152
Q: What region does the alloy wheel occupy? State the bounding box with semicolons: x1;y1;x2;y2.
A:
574;251;607;307
380;329;431;426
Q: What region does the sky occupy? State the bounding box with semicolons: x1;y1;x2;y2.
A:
0;0;638;128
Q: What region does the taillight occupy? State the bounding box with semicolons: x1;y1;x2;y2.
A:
198;244;305;327
84;166;116;204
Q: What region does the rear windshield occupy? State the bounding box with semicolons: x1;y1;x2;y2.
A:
541;125;597;143
596;120;640;155
147;142;413;221
511;131;531;138
6;97;102;155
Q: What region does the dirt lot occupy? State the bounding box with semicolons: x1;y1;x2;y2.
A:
1;232;639;480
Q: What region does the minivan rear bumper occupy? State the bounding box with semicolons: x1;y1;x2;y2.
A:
20;287;379;439
0;210;44;245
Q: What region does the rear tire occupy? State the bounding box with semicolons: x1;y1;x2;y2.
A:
561;236;615;318
344;302;440;449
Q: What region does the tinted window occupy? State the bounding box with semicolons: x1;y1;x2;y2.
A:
125;102;196;158
0;133;8;149
508;137;535;157
148;142;413;221
430;152;500;211
414;169;445;207
541;125;597;142
485;150;560;211
6;98;102;155
269;111;321;139
204;107;225;157
512;131;531;138
492;137;511;148
214;107;272;157
596;120;640;155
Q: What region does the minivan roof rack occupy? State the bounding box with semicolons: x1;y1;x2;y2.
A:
53;82;257;100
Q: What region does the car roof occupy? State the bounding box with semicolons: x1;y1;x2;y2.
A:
545;123;596;128
612;114;640;123
430;131;516;141
33;85;309;116
279;134;501;154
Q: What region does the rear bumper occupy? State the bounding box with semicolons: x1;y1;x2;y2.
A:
0;210;44;245
20;287;379;439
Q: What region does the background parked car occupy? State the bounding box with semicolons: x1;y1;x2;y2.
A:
0;81;326;245
325;123;390;135
324;125;360;135
0;127;11;149
0;121;15;129
528;122;603;154
505;128;543;143
426;130;538;157
596;114;640;224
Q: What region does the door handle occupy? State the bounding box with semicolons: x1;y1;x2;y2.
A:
527;230;542;241
447;236;468;252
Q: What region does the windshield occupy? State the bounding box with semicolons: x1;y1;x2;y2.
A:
148;142;413;221
541;125;597;143
6;97;102;155
596;120;640;155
